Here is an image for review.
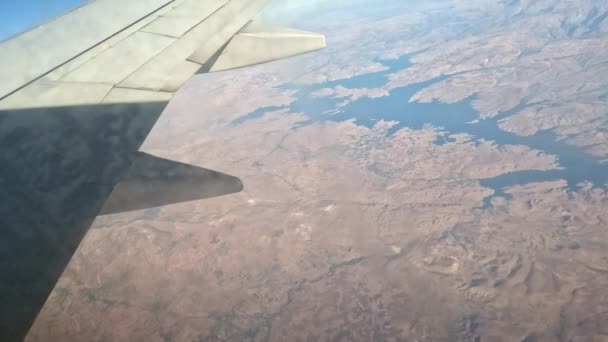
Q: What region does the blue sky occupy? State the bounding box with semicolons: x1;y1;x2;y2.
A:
0;0;87;40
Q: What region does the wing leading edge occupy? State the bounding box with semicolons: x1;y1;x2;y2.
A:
0;0;325;340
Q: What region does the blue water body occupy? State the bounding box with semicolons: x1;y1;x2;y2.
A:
235;54;608;205
231;106;287;125
321;57;413;90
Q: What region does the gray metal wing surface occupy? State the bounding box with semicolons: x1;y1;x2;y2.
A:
0;0;325;340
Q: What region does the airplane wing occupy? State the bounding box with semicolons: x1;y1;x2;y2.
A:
0;0;325;340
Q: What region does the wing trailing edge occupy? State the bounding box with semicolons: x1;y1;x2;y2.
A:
194;21;326;72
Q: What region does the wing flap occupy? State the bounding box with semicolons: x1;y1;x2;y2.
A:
206;21;326;72
185;0;269;69
121;0;268;92
61;32;176;84
102;87;174;103
0;81;114;110
0;0;174;100
140;0;229;38
44;3;177;82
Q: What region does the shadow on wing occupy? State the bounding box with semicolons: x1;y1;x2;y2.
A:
100;151;243;215
0;102;242;341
